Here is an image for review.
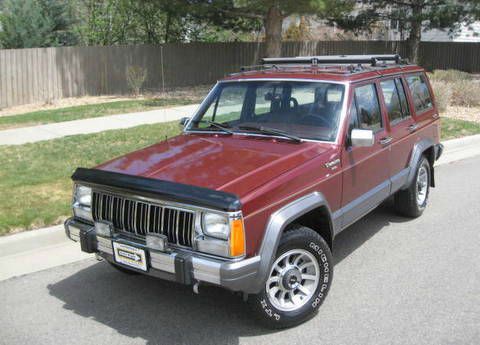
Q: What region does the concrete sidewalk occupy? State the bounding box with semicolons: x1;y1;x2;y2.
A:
0;134;479;282
0;103;200;145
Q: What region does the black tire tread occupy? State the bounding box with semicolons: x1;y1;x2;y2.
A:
248;225;333;329
394;156;430;218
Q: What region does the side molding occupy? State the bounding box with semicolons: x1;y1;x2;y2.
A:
403;138;434;189
250;192;333;293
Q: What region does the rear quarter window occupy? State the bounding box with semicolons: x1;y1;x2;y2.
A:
406;74;433;113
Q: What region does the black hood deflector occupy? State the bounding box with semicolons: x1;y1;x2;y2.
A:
71;167;242;212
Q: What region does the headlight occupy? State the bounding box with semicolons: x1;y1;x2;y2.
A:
197;212;246;258
73;185;92;221
203;213;230;240
75;185;92;207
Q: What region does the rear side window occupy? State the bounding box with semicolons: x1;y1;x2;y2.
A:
353;84;382;131
380;78;411;124
406;74;433;113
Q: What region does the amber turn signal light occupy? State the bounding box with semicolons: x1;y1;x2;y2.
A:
229;218;245;257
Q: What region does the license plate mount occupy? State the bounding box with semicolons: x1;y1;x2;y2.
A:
112;242;148;272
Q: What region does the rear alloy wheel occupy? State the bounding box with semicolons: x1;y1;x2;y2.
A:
249;226;333;329
395;156;431;218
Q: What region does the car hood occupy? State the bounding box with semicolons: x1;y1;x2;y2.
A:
96;134;336;198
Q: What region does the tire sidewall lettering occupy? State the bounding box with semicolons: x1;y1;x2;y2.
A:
259;239;332;321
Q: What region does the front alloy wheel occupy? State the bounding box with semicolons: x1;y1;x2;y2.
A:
249;225;333;329
266;249;320;312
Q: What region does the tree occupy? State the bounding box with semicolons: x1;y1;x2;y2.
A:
284;16;312;41
0;0;78;48
197;0;352;57
332;0;480;63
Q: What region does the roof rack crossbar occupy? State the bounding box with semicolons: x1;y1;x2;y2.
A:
262;54;403;66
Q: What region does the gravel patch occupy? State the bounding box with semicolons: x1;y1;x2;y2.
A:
442;106;480;123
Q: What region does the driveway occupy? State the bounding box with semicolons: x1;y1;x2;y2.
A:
1;156;479;345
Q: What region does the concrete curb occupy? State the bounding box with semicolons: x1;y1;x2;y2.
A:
437;134;480;166
0;224;92;281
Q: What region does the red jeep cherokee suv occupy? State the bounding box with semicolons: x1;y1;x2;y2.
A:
65;55;443;328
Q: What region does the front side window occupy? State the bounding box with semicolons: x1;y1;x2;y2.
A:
406;74;433;113
353;84;382;131
189;81;346;142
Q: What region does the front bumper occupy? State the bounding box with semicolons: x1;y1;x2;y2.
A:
65;218;261;293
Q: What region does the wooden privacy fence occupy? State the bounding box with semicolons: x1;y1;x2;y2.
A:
1;41;479;109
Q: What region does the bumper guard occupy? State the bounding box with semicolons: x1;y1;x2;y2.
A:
65;218;261;292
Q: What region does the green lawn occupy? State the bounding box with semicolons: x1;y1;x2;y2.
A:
0;122;180;235
0;98;195;130
0;116;478;235
441;117;480;140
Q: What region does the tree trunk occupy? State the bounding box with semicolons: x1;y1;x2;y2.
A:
164;12;171;43
264;4;283;58
408;5;422;64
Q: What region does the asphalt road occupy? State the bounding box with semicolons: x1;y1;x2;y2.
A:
1;156;479;345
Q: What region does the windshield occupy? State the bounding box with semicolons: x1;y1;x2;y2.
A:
187;80;346;142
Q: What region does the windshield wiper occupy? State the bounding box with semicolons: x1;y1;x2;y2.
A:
194;120;234;135
237;125;302;143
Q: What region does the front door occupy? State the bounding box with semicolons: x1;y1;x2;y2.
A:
339;82;391;230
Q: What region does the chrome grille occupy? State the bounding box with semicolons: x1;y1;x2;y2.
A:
92;191;196;247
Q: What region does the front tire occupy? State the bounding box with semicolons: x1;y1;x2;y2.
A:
249;226;333;329
395;156;431;218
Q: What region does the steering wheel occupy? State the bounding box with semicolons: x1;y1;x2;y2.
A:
299;114;331;128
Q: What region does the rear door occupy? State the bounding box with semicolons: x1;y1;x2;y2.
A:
378;77;417;192
405;72;440;143
340;82;390;229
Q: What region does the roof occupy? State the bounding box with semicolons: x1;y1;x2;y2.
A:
223;55;424;83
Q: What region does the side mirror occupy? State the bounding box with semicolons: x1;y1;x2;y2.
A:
351;128;374;147
179;117;189;129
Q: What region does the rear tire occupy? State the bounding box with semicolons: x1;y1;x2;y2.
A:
395;156;430;218
248;225;333;329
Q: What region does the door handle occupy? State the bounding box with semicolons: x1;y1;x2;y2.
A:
379;136;393;146
408;124;418;132
432;113;439;119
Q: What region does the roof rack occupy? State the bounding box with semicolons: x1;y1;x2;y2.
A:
261;54;404;67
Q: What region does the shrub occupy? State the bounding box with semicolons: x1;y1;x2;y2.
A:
430;80;451;112
451;80;480;107
126;66;147;97
430;69;472;83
